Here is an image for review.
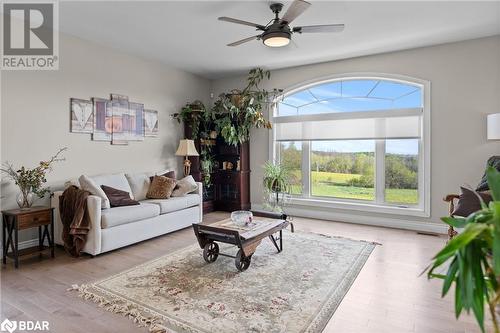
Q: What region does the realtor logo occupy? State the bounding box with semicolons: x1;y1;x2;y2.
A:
1;1;59;70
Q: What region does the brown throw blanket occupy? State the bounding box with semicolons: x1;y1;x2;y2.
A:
59;185;91;257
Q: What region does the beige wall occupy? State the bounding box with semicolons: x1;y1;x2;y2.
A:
211;36;500;231
1;33;210;241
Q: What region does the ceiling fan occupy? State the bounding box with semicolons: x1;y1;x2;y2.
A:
218;0;345;48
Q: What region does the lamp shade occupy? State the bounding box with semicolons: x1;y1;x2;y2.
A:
175;139;199;156
487;113;500;140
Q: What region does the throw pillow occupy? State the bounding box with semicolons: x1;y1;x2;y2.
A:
125;172;151;202
476;156;500;191
101;185;139;207
79;175;111;209
171;175;198;197
64;178;80;189
146;175;177;199
149;170;175;183
452;187;492;217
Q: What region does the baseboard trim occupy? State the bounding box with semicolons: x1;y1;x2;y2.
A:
0;238;41;257
253;204;447;235
4;207;446;254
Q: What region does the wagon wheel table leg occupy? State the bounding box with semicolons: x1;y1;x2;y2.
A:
203;242;219;263
235;249;251;271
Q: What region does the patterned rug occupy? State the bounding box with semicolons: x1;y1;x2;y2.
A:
71;230;376;333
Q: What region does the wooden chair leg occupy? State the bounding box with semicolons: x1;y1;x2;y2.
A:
447;226;458;241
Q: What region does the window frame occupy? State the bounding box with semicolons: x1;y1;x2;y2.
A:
269;73;431;217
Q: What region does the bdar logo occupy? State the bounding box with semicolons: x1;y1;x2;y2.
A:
0;319;17;333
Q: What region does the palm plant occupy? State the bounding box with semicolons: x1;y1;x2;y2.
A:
426;166;500;332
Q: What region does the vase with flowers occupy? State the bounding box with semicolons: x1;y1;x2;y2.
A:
1;147;67;209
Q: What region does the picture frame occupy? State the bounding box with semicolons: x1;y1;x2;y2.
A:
144;109;159;137
70;98;93;133
92;98;112;142
128;102;145;141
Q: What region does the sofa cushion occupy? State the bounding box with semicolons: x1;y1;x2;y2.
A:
90;173;134;200
101;185;139;207
452;187;492;217
79;175;111;209
101;203;160;229
171;175;198;197
142;194;201;214
149;170;175;182
147;176;176;199
125;172;153;201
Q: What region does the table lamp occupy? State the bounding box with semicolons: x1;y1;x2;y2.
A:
175;139;199;176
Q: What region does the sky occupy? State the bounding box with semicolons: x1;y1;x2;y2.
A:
279;79;422;115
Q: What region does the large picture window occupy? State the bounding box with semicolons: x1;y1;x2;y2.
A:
272;75;429;216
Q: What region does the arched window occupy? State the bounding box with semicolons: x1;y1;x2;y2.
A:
272;75;430;216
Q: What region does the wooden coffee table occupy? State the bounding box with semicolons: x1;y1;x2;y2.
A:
192;213;292;271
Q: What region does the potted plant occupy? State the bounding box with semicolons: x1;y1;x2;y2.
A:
212;68;278;146
262;161;292;213
426;166;500;332
1;147;67;209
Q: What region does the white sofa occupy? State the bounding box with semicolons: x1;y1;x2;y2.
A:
51;171;202;256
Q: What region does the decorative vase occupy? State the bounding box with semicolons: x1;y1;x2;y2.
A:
231;210;253;227
16;189;34;210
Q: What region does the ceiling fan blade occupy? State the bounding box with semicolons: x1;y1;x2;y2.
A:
293;24;345;33
218;17;266;30
227;35;260;47
281;0;311;24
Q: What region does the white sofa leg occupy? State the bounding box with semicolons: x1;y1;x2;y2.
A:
196;182;203;223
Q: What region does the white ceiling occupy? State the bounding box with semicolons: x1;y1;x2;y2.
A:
59;1;500;79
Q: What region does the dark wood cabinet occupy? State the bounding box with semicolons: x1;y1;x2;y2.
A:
214;141;251;212
184;122;251;213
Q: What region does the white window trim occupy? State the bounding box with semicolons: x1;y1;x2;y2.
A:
268;72;431;218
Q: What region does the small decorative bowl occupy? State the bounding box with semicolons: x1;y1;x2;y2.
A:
231;210;253;227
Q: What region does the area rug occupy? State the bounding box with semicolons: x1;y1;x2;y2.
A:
71;231;376;333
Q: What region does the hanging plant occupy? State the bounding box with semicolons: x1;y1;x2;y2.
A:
171;100;206;139
212;68;279;146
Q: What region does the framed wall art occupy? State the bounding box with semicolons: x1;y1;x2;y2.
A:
71;93;158;144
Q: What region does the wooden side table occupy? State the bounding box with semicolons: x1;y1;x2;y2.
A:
2;206;55;268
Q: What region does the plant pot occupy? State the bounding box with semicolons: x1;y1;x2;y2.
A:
16;190;34;210
271;179;283;193
228;90;244;108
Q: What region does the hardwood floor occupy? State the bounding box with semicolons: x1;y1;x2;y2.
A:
0;212;488;333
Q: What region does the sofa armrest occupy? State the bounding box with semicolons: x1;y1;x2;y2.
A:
443;193;460;240
82;195;102;256
443;193;460;216
51;191;102;256
196;182;203;223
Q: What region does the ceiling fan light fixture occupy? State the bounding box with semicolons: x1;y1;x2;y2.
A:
262;32;290;47
220;0;344;48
